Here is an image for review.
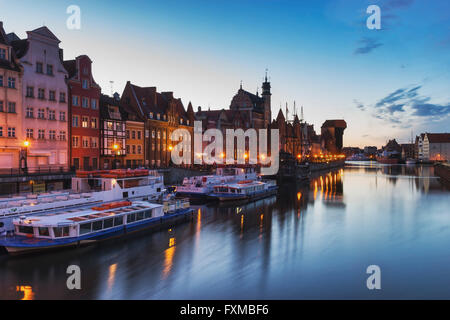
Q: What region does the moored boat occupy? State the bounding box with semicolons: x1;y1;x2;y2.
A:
176;166;258;201
0;169;165;235
208;180;278;202
0;199;193;255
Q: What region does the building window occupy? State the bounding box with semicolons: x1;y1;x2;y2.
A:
126;130;130;139
48;110;56;120
49;130;56;140
26;107;34;118
38;129;45;140
180;118;183;125
82;79;88;89
149;112;153;119
0;48;5;59
163;131;166;139
91;117;98;129
90;137;98;148
26;86;34;98
38;88;45;100
132;145;136;154
59;131;66;141
49;90;56;101
152;130;155;138
82;97;89;108
137;145;142;154
7;102;15;113
8;77;15;89
82;116;89;128
72;136;79;148
0;126;2;136
132;131;136;139
0;76;3;86
46;64;53;76
72;115;79;127
26;129;34;139
38;108;45;119
36;62;43;73
187;120;190;125
0;100;3;112
91;99;98;110
157;113;160;120
157;131;161;139
72;96;79;106
59;92;66;102
7;127;15;138
137;131;142;140
59;111;66;121
82;136;89;148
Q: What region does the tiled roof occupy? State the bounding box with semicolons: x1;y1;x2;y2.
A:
322;120;347;128
426;133;450;143
63;59;76;78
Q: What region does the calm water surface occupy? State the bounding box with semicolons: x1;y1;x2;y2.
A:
1;163;450;299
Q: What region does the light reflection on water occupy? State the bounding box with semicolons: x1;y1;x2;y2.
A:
1;163;449;299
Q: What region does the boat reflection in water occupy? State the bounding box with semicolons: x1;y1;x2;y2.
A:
1;162;450;299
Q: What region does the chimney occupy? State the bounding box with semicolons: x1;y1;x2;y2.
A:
198;106;201;112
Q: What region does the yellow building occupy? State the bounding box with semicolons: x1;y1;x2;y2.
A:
0;22;24;171
125;117;145;168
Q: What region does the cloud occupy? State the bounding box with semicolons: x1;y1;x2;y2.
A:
357;84;450;127
383;0;414;11
411;103;450;117
354;37;383;55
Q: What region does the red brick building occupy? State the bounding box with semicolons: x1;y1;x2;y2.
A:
121;82;195;167
64;55;101;170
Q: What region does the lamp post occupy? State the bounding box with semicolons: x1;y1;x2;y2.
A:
113;144;119;169
21;140;30;174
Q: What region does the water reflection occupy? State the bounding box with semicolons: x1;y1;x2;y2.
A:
1;163;449;299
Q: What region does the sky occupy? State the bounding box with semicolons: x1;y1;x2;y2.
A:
1;0;449;148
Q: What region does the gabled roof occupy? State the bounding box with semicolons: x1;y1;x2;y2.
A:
63;59;76;78
29;26;61;42
276;109;285;121
0;21;8;45
10;39;29;58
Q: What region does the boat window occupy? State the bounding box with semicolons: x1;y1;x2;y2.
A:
38;227;50;237
127;213;136;223
230;188;236;193
114;216;123;226
92;220;103;231
144;210;152;219
62;227;70;237
53;227;62;238
80;223;92;235
136;212;144;221
103;218;113;229
18;225;33;234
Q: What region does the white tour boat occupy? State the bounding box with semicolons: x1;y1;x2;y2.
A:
0;198;193;255
0;169;165;235
176;166;258;201
208;180;278;202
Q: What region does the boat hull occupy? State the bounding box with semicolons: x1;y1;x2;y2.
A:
0;208;194;255
209;186;278;202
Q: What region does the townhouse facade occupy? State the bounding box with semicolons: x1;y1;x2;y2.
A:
10;26;69;169
64;55;101;170
121;82;194;168
99;93;126;169
0;22;23;171
123;109;145;168
418;133;450;161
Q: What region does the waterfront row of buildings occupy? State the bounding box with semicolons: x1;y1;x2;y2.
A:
0;22;346;173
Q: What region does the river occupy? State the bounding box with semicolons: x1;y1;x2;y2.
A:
1;162;450;299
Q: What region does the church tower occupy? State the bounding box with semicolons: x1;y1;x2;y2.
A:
262;70;271;128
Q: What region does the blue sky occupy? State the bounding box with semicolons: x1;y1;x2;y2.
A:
1;0;449;147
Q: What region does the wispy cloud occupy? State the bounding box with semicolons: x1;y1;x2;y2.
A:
356;84;450;128
354;37;383;55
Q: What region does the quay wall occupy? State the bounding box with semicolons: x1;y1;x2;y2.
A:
309;160;345;172
435;163;450;184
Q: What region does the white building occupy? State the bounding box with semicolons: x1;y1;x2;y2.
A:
418;133;450;161
10;26;69;169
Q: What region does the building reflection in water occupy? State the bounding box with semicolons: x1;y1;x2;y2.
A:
16;285;34;300
162;236;176;279
106;263;117;294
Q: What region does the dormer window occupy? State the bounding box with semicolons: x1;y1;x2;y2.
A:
0;48;6;60
82;79;88;89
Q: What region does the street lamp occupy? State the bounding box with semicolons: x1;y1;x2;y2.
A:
113;144;119;169
21;140;30;174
